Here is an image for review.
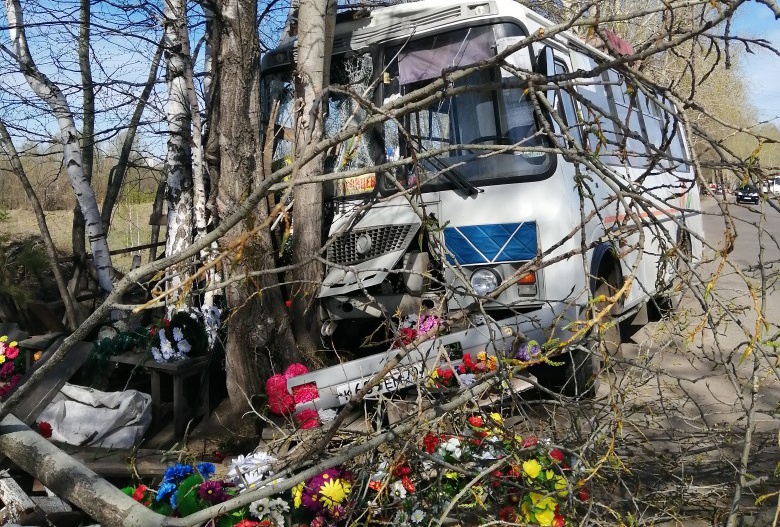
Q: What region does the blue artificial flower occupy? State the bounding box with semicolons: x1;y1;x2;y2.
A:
170;492;177;509
156;481;177;502
197;462;215;479
163;462;194;483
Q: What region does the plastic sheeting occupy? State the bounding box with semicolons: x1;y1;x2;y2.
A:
37;383;151;448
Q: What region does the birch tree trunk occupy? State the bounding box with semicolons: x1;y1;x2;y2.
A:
290;0;337;354
4;0;114;293
162;0;195;299
213;0;298;414
72;0;94;266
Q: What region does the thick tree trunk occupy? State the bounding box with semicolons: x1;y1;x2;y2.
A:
163;0;195;300
290;0;337;355
72;0;94;267
5;0;114;293
214;0;298;414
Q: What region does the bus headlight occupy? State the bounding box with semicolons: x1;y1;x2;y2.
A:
470;268;500;296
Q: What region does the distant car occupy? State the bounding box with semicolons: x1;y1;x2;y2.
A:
735;184;759;204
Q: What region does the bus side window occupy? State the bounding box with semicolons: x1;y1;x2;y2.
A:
604;69;648;167
553;61;583;148
575;55;621;166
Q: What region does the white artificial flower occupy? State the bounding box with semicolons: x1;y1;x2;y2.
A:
391;480;407;499
227;451;277;492
150;347;163;362
318;408;337;423
172;327;185;342
439;437;462;459
160;339;174;360
177;339;192;355
268;497;289;513
411;509;425;524
249;498;271;519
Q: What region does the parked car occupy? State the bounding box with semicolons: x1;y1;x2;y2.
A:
735;184;759;204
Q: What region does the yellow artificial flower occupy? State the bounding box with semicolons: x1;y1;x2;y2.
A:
523;459;542;479
444;471;459;480
477;351;487;362
292;482;303;508
546;469;554;480
9;341;16;347
489;412;502;424
0;336;6;342
0;355;6;365
319;478;351;509
555;475;568;497
536;507;555;526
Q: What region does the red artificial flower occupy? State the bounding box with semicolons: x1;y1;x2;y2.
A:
212;450;225;462
549;448;565;462
552;514;566;527
37;421;52;439
394;327;417;347
234;520;262;527
467;415;484;428
401;476;415;493
284;300;293;309
368;480;382;491
132;485;148;502
508;465;522;478
392;464;411;478
295;409;319;429
423;433;440;454
284;363;309;378
441;369;453;380
522;435;538;448
498;506;519;522
149;326;157;337
578;487;590;501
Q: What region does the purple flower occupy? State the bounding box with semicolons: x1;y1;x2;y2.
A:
198;480;230;504
515;340;541;361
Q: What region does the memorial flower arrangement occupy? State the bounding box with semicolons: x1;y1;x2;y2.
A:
393;314;441;348
149;310;210;363
265;363;327;429
359;413;587;527
117;420;590;527
426;351;499;389
0;335;23;398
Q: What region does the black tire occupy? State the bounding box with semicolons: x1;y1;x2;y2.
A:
561;345;600;398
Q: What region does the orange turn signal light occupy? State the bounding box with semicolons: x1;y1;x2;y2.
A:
518;272;536;285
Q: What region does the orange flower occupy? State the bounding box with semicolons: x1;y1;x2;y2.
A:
401;476;415;493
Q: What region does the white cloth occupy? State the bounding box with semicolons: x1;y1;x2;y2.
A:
37;383;151;448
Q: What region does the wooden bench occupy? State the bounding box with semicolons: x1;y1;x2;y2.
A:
109;351;210;438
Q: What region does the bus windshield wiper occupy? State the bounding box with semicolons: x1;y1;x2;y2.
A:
429;156;483;196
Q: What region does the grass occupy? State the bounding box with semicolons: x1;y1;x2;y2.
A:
0;202;166;274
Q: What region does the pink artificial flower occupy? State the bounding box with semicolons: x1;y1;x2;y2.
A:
4;345;19;360
266;374;294;415
292;382;319;404
284;363;309;378
295;409;319;429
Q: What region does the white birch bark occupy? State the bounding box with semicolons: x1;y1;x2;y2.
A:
5;0;114;293
163;0;195;297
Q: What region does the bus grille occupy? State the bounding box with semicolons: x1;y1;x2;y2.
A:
328;224;413;266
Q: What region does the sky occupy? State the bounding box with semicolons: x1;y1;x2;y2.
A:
731;2;780;123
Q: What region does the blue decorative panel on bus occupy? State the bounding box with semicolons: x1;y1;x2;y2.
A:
443;222;537;265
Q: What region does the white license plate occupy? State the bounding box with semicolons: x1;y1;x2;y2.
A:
335;362;425;404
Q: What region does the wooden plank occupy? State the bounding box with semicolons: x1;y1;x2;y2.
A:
10;339;94;426
0;470;35;513
24;301;67;333
68;448;171;478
